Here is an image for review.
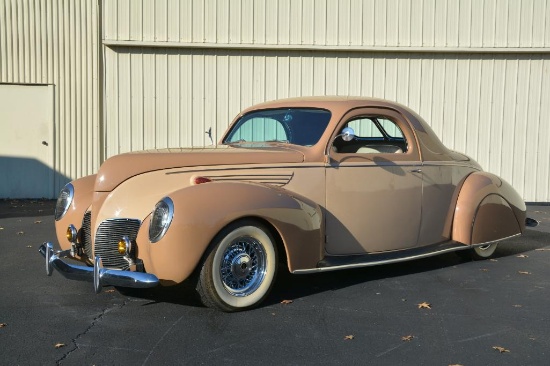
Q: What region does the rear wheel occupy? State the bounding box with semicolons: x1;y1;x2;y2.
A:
472;243;498;259
456;243;498;261
196;220;278;312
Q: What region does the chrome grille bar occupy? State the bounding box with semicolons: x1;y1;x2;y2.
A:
81;211;92;258
94;218;141;270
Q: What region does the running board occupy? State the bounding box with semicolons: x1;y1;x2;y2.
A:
292;241;468;274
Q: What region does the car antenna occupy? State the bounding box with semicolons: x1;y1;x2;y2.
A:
205;127;214;145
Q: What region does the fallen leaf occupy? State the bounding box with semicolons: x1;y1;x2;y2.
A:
34;220;42;224
271;313;276;316
104;289;115;293
0;323;7;328
512;304;523;308
401;335;414;341
344;335;355;340
417;302;431;309
492;346;510;353
54;343;66;349
518;271;531;275
516;254;529;258
280;299;293;305
480;268;489;272
17;231;24;235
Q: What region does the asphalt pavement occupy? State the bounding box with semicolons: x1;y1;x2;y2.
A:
0;200;549;365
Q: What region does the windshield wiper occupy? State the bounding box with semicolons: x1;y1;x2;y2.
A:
265;140;290;144
222;139;246;145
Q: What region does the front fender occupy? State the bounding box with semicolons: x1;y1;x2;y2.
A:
138;181;323;284
452;172;526;245
54;175;96;251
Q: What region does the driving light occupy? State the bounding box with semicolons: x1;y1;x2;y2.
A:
66;224;78;243
118;236;132;255
149;197;174;243
55;183;74;221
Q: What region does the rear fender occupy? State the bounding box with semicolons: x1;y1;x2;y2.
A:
139;181;323;284
452;172;526;245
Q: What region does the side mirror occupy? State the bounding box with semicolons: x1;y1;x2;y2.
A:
341;127;355;142
326;127;356;162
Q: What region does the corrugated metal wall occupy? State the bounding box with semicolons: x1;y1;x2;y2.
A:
103;0;550;202
103;0;550;48
2;1;548;201
0;0;100;195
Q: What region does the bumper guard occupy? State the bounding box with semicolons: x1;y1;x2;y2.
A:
39;242;159;293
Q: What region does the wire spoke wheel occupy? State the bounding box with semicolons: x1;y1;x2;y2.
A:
219;237;267;296
197;220;278;312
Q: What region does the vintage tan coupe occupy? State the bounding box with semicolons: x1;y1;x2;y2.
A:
40;97;528;311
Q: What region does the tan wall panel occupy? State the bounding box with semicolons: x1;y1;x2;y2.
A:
104;0;550;48
104;47;550;201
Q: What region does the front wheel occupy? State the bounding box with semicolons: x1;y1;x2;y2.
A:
196;220;278;312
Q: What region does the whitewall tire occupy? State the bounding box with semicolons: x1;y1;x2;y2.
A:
197;220;278;312
472;243;498;259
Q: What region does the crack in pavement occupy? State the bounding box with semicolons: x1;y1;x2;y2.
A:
56;299;129;365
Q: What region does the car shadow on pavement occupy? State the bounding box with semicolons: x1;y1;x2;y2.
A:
265;229;549;307
116;229;550;310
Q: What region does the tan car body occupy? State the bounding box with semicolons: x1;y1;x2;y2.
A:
53;97;525;285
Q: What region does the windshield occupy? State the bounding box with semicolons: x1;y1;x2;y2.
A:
223;108;332;147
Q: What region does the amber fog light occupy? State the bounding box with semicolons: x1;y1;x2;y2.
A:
118;236;132;255
66;224;78;243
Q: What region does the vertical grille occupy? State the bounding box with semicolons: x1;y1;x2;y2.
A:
94;218;141;270
81;211;93;258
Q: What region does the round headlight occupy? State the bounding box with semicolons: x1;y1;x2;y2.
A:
149;197;174;243
54;183;74;221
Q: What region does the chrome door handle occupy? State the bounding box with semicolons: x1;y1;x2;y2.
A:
410;169;422;173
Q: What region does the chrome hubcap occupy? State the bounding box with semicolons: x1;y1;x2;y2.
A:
220;236;266;296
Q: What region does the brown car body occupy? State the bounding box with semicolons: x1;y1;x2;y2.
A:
40;97;526;311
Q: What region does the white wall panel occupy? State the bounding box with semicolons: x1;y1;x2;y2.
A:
0;0;100;196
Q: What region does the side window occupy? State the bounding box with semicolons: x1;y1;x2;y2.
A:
341;116;408;154
347;118;383;138
378;118;404;138
226;117;288;143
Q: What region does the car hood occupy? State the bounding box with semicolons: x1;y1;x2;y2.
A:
94;145;305;191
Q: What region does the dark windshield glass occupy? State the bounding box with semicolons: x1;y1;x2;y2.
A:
223;108;332;147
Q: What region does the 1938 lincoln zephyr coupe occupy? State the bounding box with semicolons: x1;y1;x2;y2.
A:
40;97;528;312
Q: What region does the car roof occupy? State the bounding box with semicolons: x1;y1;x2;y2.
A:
235;96;461;162
239;96;403;113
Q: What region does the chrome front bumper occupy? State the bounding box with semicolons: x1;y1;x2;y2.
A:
39;242;159;293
